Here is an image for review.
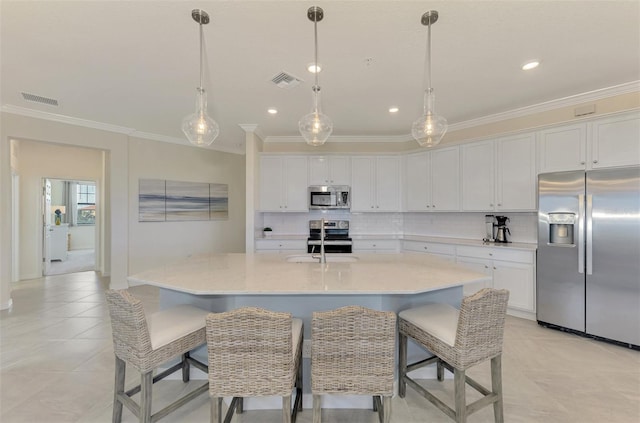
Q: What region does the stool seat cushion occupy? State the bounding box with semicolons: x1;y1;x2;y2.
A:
148;305;209;349
292;318;303;355
399;303;459;347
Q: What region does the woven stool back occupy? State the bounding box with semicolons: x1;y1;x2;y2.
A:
454;288;509;368
312;305;396;395
105;289;153;371
206;307;296;397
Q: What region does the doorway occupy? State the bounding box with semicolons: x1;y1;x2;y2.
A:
43;178;97;276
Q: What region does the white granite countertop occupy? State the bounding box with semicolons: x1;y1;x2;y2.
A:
257;233;536;251
402;235;538;251
128;252;489;296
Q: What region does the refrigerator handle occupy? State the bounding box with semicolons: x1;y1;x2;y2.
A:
578;194;585;274
586;194;593;275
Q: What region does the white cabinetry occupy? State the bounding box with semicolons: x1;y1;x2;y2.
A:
461;134;536;211
402;240;455;261
538;112;640;173
259;156;308;212
495;133;537;211
405;147;459;212
351;156;400;212
255;239;307;254
456;246;535;315
461;141;495;211
353;239;400;253
308;156;351;185
537;123;588;172
590;112;640;169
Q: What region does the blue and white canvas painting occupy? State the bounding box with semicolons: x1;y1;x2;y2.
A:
210;183;229;220
139;179;229;222
166;180;210;221
139;179;166;221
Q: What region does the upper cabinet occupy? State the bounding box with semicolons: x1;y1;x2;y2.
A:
538;111;640;173
496;133;537;211
537;123;589;172
351;156;400;212
461;141;495;211
405;147;460;212
461;134;537;212
259;156;308;212
590;112;640;169
308;156;351;185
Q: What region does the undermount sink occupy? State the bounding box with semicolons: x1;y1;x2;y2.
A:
285;255;359;263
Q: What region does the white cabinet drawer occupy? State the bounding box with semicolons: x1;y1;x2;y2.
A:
402;240;456;256
353;239;399;252
456;246;533;264
256;239;306;252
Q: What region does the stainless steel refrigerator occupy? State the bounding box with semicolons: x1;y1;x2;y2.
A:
537;166;640;347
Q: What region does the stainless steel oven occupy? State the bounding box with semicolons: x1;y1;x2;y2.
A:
307;220;352;253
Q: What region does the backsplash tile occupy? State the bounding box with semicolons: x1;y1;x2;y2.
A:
263;211;538;243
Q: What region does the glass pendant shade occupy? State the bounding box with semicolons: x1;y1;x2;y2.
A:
182;9;219;147
413;10;447;148
299;110;333;146
412;91;447;147
182;88;219;146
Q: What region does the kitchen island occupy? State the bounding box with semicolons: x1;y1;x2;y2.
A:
127;252;490;409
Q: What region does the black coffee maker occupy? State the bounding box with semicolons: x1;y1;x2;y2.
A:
494;216;511;243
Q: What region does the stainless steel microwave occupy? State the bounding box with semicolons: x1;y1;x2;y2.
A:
308;185;350;210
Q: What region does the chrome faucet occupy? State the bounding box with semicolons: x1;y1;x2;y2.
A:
312;218;327;263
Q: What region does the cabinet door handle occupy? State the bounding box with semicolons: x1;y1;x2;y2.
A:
423;246;428;250
493;266;497;270
426;205;430;208
432;205;435;208
489;253;493;256
593;160;598;164
484;265;489;269
497;203;502;206
489;203;494;207
580;161;585;165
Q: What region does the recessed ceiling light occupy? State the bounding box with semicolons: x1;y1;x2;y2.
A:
389;107;399;113
307;63;322;73
267;108;278;114
522;61;540;71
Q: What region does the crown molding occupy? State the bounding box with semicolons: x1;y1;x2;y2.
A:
264;81;640;142
447;80;640;132
2;104;135;134
264;133;411;143
4;81;638;149
2;104;245;154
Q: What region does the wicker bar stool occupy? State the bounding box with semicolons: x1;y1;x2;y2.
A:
205;307;303;423
105;289;209;423
398;288;510;423
311;305;397;423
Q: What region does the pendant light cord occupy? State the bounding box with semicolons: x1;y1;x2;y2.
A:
199;22;204;91
313;17;320;112
422;19;433;115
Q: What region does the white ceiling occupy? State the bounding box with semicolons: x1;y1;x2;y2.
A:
2;1;639;153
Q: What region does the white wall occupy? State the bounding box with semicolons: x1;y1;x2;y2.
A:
127;137;246;275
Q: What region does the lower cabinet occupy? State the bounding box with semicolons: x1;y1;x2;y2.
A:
456;246;536;317
255;239;307;254
401;241;536;319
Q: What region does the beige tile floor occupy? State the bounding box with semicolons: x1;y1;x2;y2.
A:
1;271;639;422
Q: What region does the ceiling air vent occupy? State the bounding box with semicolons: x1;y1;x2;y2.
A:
270;71;302;89
21;92;59;106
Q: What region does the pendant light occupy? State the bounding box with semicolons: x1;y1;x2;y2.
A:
182;9;219;147
299;6;333;147
412;10;447;148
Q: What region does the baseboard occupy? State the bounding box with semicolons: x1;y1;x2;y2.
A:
507;308;536;321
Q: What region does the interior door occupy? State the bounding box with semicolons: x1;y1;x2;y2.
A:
43;179;52;275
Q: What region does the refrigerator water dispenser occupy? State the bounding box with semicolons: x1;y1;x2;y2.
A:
548;213;576;245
